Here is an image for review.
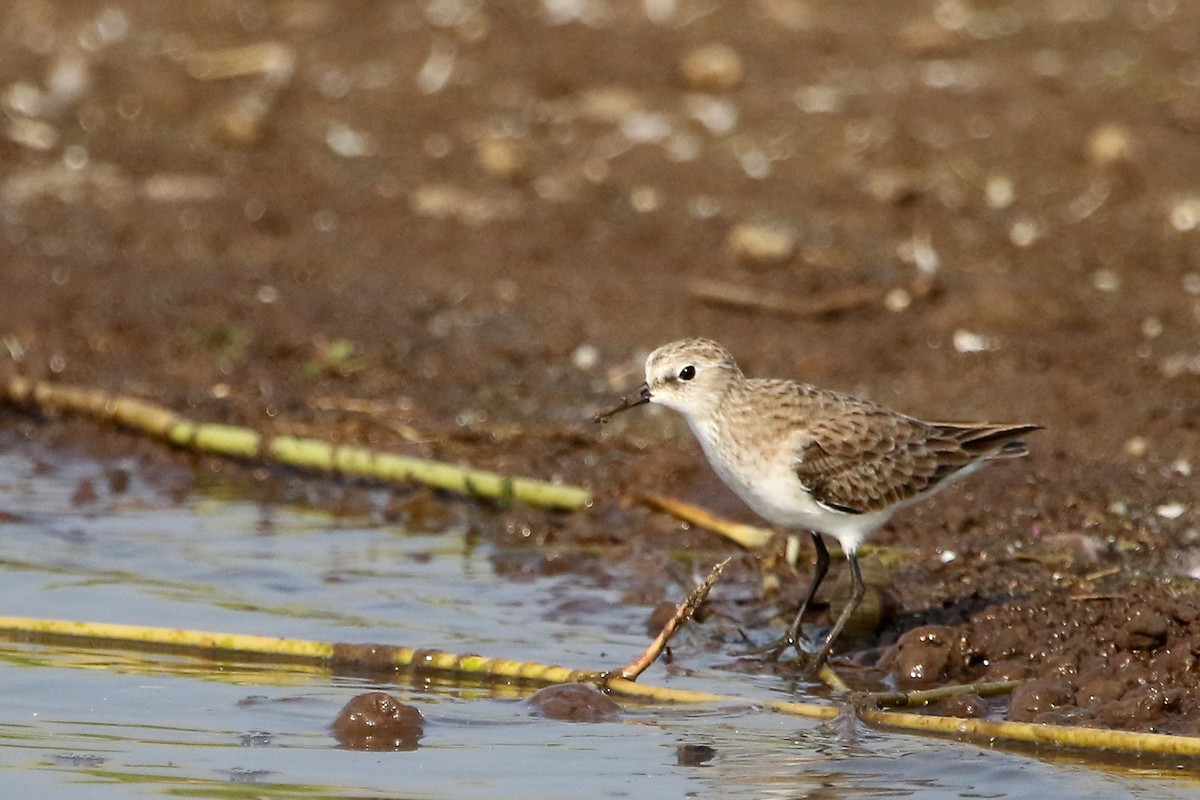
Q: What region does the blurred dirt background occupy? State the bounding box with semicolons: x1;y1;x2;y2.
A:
1;0;1199;732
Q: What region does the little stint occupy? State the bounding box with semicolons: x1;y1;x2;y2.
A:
596;338;1040;669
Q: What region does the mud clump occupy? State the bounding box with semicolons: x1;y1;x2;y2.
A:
1075;676;1124;710
1008;678;1079;724
888;625;971;689
331;692;425;751
528;683;621;723
1116;605;1170;651
955;589;1200;733
676;743;718;766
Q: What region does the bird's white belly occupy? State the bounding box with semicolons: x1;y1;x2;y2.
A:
694;422;888;552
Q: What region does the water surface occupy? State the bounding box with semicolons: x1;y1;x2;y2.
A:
0;440;1195;798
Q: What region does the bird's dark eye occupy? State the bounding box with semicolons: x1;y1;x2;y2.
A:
678;365;696;381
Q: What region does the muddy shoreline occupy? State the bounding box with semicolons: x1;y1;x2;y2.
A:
2;1;1199;733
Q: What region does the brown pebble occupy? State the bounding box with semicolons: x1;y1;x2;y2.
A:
1007;678;1076;722
331;692;424;751
71;478;98;507
576;85;643;123
680;43;744;92
894;20;970;57
214;103;270;148
863;169;922;205
727;222;795;268
676;744;717;766
1085;123;1133;165
891;625;967;689
476;138;528;183
105;467;130;494
410;183;523;224
528;683;621;723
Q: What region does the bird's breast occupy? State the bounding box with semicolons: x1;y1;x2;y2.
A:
688;414;822;528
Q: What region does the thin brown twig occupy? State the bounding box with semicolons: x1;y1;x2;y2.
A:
1083;566;1122;583
689;267;939;320
689;277;882;318
594;557;731;685
637;492;773;550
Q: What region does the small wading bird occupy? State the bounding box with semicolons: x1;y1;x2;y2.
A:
595;338;1039;669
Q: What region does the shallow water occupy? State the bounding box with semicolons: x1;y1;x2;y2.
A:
0;439;1196;799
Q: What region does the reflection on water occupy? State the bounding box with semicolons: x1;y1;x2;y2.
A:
0;438;1197;799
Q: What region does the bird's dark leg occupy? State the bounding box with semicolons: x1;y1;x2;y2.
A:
810;547;865;670
764;531;830;661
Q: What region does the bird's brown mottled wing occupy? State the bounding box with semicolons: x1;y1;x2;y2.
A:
793;397;1038;514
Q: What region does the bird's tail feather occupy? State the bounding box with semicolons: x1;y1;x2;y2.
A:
933;422;1042;459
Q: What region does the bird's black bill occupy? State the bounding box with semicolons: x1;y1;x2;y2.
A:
592;383;651;423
